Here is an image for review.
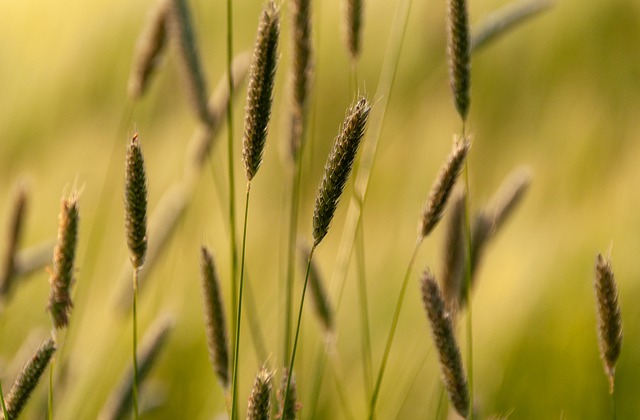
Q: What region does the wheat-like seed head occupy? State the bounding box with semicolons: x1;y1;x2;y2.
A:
313;97;371;246
3;337;56;420
447;0;471;120
288;0;313;161
421;270;469;418
440;189;466;313
47;191;79;330
125;134;148;270
167;0;211;126
247;368;273;420
242;0;280;182
200;246;230;389
0;181;28;298
278;368;299;420
487;167;531;232
418;136;470;239
128;0;171;100
594;253;623;394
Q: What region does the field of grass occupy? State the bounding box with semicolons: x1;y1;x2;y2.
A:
1;0;640;418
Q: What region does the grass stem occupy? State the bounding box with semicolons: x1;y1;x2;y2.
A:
48;358;54;420
0;379;8;420
132;267;139;420
231;183;251;420
462;160;474;420
368;239;421;419
356;208;373;400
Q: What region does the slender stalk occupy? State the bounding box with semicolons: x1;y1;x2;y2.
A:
284;155;303;363
48;359;54;420
356;209;372;399
462;161;474;420
132;267;139;420
0;380;8;420
231;184;251;420
368;240;421;419
612;388;617;420
283;244;316;414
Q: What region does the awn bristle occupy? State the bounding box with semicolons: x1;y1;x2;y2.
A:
299;242;334;332
594;254;623;394
125;133;148;270
47;191;79;330
242;0;280;182
128;0;171;100
418;136;470;239
167;0;212;126
98;315;174;420
200;246;230;389
0;182;28;298
344;0;363;61
247;368;273;420
447;0;471;120
313;97;371;245
421;270;469;418
288;0;313;160
3;338;56;420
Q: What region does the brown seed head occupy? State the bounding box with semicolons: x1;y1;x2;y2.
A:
1;181;28;297
278;369;299;420
344;0;363;61
247;368;273;420
447;0;471;120
125;134;148;270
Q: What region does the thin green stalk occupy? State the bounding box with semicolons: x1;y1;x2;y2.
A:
368;240;421;419
231;184;251;420
356;207;372;400
0;379;8;420
435;385;446;420
48;359;54;420
462;158;474;420
132;267;139;420
284;154;303;363
226;0;239;371
308;347;326;420
612;388;617;420
283;244;316;413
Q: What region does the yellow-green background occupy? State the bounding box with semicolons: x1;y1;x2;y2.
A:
1;0;640;418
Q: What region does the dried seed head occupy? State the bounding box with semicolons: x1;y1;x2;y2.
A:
313;97;371;245
594;254;623;394
167;0;212;126
98;315;174;420
288;0;313;161
278;369;299;420
4;337;56;420
247;368;273;420
447;0;471;120
344;0;363;61
457;210;492;310
299;242;334;332
471;0;553;53
242;0;280;181
421;270;469;418
125;133;148;270
200;246;229;388
440;189;465;313
487;167;531;233
47;191;79;330
128;0;171;100
418;136;470;239
1;181;28;298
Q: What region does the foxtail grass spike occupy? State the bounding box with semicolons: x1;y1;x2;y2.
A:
471;0;553;53
242;0;280;181
200;246;230;388
418;136;470;239
457;211;492;309
288;0;313;160
278;369;299;420
168;0;212;126
47;191;79;330
125;134;148;270
3;338;56;420
247;368;273;420
313;97;371;245
299;242;334;332
421;270;469;418
594;254;623;394
440;189;465;312
447;0;471;120
98;315;174;420
128;0;171;99
487;167;531;232
345;0;363;61
0;182;28;298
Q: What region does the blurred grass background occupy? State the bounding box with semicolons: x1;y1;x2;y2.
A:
1;0;640;418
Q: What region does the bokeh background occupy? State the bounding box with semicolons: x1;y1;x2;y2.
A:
1;0;640;418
